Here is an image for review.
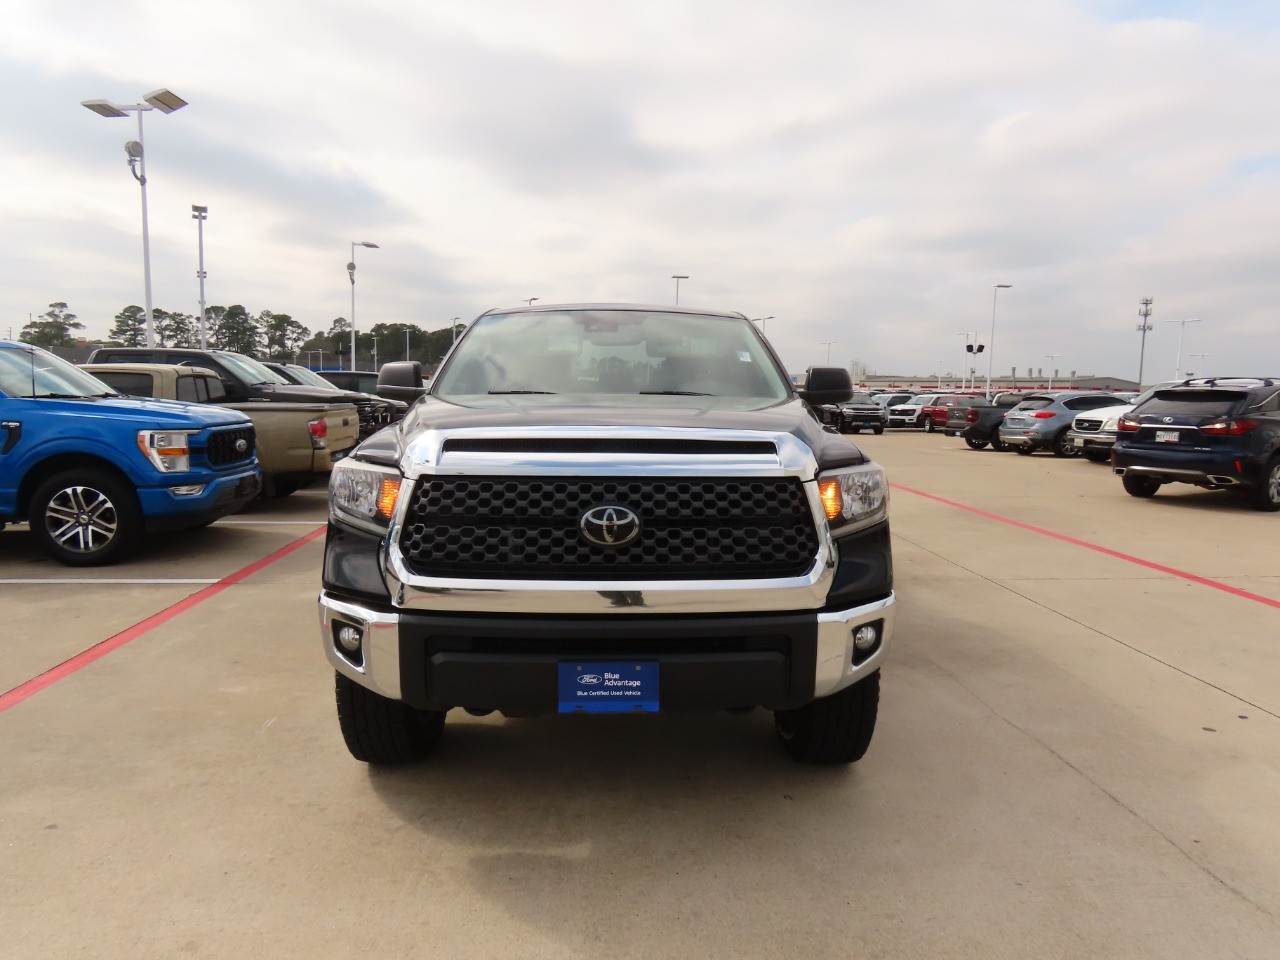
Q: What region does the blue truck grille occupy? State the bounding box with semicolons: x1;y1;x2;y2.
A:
204;426;256;467
399;476;820;580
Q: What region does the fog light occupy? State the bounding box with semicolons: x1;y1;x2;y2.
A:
853;624;878;651
337;624;363;653
170;484;206;496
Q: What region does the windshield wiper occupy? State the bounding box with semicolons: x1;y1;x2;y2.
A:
30;393;96;400
638;390;713;396
488;390;556;395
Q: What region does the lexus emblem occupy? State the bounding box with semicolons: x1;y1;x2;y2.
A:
235;439;249;452
1162;417;1173;424
579;505;641;547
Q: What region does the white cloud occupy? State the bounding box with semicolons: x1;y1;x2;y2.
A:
1;0;1278;381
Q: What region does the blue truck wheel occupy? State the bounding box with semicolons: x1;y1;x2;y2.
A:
29;469;142;566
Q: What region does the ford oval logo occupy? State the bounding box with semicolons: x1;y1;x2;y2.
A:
579;505;641;547
577;674;603;685
235;439;249;452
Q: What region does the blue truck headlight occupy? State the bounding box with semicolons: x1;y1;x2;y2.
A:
137;430;193;472
817;463;889;533
330;458;403;533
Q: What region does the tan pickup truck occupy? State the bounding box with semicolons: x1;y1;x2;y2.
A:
82;363;360;497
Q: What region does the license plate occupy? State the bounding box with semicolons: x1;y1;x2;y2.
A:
558;661;659;713
1155;430;1180;443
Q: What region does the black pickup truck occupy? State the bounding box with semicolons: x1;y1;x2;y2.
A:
320;303;896;766
944;392;1025;450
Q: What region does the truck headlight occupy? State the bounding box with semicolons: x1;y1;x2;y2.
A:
817;463;888;533
1101;416;1120;432
330;458;403;533
137;430;192;472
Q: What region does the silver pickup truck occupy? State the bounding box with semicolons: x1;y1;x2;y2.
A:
319;303;895;766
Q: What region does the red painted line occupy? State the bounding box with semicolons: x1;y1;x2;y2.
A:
0;526;327;714
892;482;1280;609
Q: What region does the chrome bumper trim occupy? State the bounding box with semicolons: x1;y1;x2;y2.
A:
320;590;896;704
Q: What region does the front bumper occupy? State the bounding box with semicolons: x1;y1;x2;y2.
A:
320;591;895;715
1065;429;1116;452
139;467;262;531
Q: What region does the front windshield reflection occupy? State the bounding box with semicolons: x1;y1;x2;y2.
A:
433;309;789;403
0;346;117;399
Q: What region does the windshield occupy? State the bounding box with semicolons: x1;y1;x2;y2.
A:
284;365;338;388
0;346;118;399
220;352;289;385
433;308;790;403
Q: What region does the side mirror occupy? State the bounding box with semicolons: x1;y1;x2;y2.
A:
798;366;853;407
377;360;428;402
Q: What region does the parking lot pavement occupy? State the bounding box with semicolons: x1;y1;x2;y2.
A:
2;438;1279;958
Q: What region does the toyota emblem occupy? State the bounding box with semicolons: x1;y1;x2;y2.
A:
579;505;641;547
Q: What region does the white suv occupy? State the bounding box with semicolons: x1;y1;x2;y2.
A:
887;393;940;428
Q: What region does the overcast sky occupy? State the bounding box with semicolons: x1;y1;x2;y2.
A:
2;0;1278;381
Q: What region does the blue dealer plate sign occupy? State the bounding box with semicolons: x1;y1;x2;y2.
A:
558;661;659;714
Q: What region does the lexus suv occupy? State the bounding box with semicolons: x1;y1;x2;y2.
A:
1111;378;1280;510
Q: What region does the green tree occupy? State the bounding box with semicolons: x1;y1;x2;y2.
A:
209;304;263;355
108;305;146;346
260;310;311;359
21;302;84;348
156;309;199;348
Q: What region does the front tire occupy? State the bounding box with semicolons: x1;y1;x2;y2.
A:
1247;457;1280;512
872;426;884;435
990;435;1007;452
774;671;880;764
1122;474;1162;498
29;469;142;566
924;419;936;433
335;672;445;764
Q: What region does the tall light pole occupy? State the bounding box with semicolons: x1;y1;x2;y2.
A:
524;297;540;306
449;317;462;344
1187;353;1210;377
671;275;689;305
1136;297;1154;389
405;327;411;361
347;241;379;370
1044;354;1062;390
985;283;1012;397
1165;318;1201;380
192;205;208;348
82;88;188;348
956;332;973;390
820;340;837;364
750;316;774;335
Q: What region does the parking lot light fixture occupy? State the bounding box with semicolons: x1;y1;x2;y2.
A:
348;241;379;371
985;284;1012;398
192;205;208;349
450;317;462;344
1044;354;1062;390
671;275;689;305
820;340;838;364
1165;318;1201;380
81;88;188;347
750;316;774;335
1136;298;1154;388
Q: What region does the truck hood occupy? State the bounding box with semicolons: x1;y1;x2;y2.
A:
22;395;251;427
359;395;867;472
253;382;374;405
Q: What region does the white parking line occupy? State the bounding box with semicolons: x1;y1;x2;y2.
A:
0;578;221;585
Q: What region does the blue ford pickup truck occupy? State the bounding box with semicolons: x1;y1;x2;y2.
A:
0;340;261;565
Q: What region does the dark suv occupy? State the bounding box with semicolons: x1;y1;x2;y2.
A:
1111;378;1280;510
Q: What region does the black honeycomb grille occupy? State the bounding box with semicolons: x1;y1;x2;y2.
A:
399;476;819;580
204;426;256;466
